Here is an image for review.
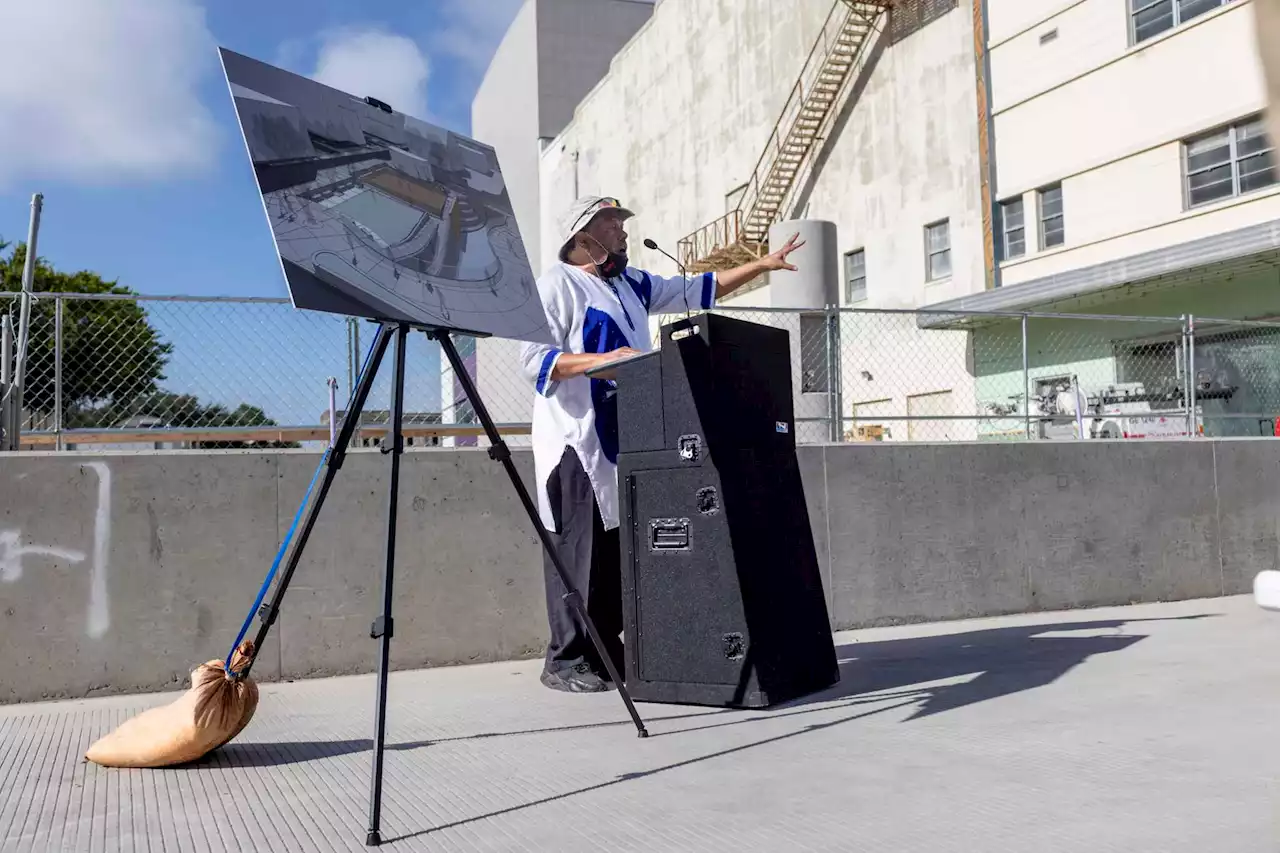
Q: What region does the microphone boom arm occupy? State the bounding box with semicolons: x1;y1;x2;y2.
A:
643;238;694;319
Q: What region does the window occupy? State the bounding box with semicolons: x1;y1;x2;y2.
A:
844;249;867;302
1184;115;1277;208
1039;184;1065;249
925;220;951;280
799;313;830;393
1130;0;1233;45
999;198;1025;260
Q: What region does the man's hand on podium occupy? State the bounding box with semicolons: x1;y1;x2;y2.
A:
552;347;642;382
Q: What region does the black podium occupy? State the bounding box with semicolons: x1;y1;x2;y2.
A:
611;313;838;708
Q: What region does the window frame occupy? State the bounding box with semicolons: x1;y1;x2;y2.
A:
924;219;952;282
998;197;1026;261
1182;114;1277;210
1038;183;1065;250
1129;0;1234;46
844;248;867;303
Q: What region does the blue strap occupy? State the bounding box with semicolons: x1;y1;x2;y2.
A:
224;328;381;678
224;452;327;677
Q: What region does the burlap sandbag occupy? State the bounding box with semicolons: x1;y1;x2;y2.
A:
85;641;260;768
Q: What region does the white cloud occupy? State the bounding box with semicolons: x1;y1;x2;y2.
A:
428;0;526;70
311;27;431;120
0;0;219;187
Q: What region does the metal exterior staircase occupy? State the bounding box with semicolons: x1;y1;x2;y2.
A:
677;0;891;274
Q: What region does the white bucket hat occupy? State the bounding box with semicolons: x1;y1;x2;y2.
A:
556;195;635;261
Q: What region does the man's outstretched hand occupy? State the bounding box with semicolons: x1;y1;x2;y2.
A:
760;232;806;272
712;231;808;299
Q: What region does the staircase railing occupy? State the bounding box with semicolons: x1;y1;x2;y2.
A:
678;210;741;272
677;0;891;273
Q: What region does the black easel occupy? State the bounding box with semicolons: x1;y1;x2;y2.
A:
236;319;648;847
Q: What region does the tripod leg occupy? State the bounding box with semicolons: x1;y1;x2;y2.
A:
367;322;408;847
239;321;393;681
434;331;649;737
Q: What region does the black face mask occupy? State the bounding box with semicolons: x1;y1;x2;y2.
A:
585;236;627;279
595;249;628;279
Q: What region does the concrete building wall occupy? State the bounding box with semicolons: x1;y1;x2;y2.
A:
473;0;656;276
470;0;656;435
538;0;982;307
2;441;1275;703
474;1;542;272
535;0;658;140
537;0;984;442
537;0;841;277
988;0;1275;286
807;2;985;310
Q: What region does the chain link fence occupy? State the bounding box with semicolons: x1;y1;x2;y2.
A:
0;293;512;451
3;293;1278;451
660;305;1280;443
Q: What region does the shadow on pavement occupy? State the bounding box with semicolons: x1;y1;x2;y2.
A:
197;738;432;768
782;613;1218;719
383;612;1218;842
385;694;920;845
216;613;1216;770
209;610;1216;840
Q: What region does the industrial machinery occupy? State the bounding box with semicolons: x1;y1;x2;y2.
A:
1028;374;1238;440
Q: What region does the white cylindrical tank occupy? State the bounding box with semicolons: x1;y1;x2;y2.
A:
765;219;839;309
751;219;840;443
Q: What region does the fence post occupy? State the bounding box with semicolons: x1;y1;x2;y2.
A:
54;296;64;451
11;194;44;454
1186;313;1197;438
327;376;338;448
346;317;357;401
827;305;843;442
1179;314;1189;436
1;313;11;451
1021;313;1031;440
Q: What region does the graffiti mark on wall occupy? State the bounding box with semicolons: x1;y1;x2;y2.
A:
0;532;85;582
0;462;112;638
85;462;111;638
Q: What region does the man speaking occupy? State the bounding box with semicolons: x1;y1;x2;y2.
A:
520;195;804;693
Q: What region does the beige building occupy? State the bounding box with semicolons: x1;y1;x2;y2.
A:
473;0;1280;441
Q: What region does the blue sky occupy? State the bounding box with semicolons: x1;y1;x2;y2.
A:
0;0;522;299
0;0;523;425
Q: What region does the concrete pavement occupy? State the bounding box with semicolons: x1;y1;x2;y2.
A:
2;594;1277;852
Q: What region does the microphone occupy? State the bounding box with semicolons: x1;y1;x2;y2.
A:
643;238;693;318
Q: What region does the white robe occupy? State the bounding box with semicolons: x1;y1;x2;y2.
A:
519;261;719;532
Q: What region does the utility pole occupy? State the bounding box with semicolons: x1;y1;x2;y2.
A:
6;193;44;451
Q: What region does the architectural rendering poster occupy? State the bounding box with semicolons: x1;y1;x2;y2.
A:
218;47;552;344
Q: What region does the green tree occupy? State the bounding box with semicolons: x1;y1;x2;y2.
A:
2;240;295;447
87;392;298;448
1;240;172;418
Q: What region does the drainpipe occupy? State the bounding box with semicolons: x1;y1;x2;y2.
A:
972;0;1002;291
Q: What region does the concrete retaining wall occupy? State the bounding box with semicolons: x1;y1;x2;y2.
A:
1;440;1274;703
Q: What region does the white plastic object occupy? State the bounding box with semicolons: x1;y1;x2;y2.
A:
1253;570;1280;611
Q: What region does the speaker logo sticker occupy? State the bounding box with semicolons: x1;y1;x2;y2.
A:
776;422;790;433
